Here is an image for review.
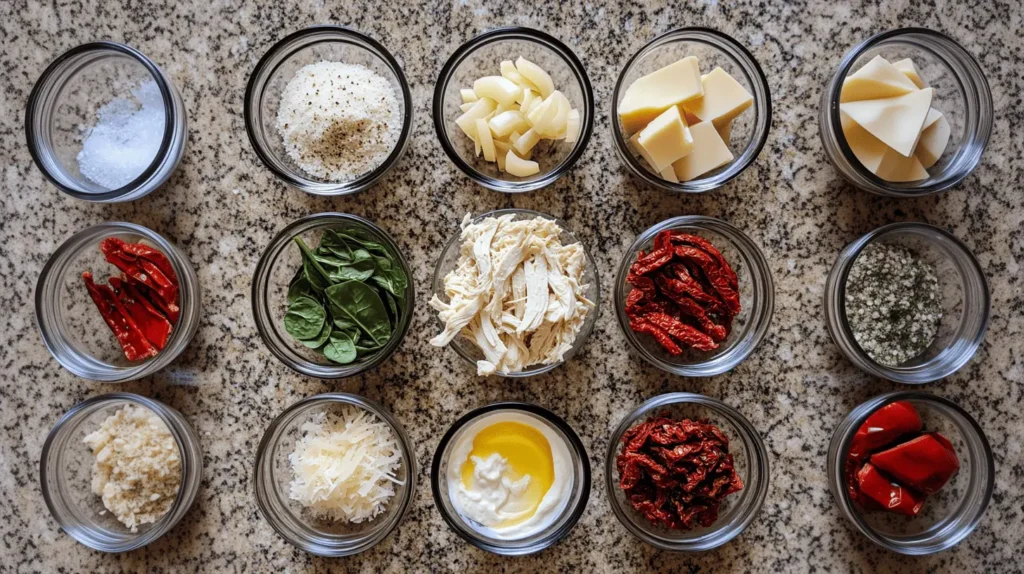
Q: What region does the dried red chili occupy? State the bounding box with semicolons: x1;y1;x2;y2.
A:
82;239;180;361
625;230;740;354
617;414;744;530
844;401;960;516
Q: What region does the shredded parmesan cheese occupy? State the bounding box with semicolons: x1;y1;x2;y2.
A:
288;406;403;523
429;213;595;375
82;404;181;532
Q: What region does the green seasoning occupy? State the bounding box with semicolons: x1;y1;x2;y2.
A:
845;243;942;366
284;228;407;364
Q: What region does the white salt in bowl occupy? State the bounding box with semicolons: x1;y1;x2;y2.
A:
245;26;413;196
253;393;416;556
26;42;187;202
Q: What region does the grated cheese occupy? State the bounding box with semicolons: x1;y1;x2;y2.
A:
288;406;403;523
82;404;181;532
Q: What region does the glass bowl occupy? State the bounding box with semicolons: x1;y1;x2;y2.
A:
827;391;993;554
244;25;413;195
26;41;187;202
605;393;769;551
611;27;772;193
819;28;993;197
430;402;591;555
35;222;201;382
614;216;774;377
429;208;600;377
40;393;203;552
254;393;416;556
251;213;414;379
824;222;989;384
432;27;594;192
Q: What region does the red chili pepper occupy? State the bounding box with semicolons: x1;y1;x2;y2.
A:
100;237;179;305
630;247;675;276
654;276;727;341
655;231;739;290
672;246;741;316
849;401;922;461
118;240;179;285
109;276;173;350
82;272;158;362
870;433;960;495
663;264;725;311
628;315;683;355
644;312;718;352
855;462;924;516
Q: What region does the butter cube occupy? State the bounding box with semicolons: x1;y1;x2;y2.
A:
682;67;753;126
893;58;927;89
841;55;919;102
839;88;933;156
914;112;950;168
659;165;679;183
617;57;704;134
672;121;734;181
636;106;694;172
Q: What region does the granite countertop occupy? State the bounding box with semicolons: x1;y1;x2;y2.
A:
2;0;1022;571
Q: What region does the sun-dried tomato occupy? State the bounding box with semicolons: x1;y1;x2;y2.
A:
617;414;744;530
624;231;740;355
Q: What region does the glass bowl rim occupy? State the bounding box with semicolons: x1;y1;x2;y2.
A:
428;207;602;378
250;212;415;379
242;24;414;196
25;40;176;202
39;392;199;552
613;215;775;376
825;27;993;197
829;390;994;554
604;392;770;551
431;25;595;193
825;221;990;383
610;26;773;194
429;401;592;555
252;391;417;557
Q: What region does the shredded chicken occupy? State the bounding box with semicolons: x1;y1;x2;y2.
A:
430;213;595;375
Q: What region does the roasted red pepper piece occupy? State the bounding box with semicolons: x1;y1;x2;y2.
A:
629;315;683;355
118;240;179;285
135;281;181;324
82;272;158;361
869;433;960;495
849;401;923;461
109;276;173;350
101;237;179;305
856;462;924;516
644;312;718;351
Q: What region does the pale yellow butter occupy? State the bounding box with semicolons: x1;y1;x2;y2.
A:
671;121;734;181
636;106;694;172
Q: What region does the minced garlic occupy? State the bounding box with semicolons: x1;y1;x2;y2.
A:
82;404;181;532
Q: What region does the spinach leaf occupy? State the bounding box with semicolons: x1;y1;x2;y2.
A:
287;275;312;304
370;268;407;299
382;288;399;321
325;281;392;346
299;319;332;348
295;237;334;287
337;230;390;255
313;253;349;268
328;257;375;282
284;296;326;340
322;330;357;364
319;229;354;260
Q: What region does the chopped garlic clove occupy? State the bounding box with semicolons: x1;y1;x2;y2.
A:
565;109;581;143
461;88;479;103
489;110;531;138
515;57;554;98
505;149;540;177
459;102;475;113
476;118;496;162
473;76;521;107
456;98;497;140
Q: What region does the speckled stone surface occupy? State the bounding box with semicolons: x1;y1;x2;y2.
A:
2;0;1022;571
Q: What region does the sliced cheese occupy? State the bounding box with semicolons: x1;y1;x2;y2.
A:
914;113;950;168
671;121;734;181
628;132;659;173
840;111;889;173
716;120;732;144
875;147;929;182
893;58;927;89
682;66;754;127
636;106;693;171
921;107;943;131
659;165;678;183
839;88;933;156
840;55;919;103
617;57;704;135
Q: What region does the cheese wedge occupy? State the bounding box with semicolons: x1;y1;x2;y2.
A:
921;108;942;131
893;58;927;89
840;55;919;103
839;88;933;156
914;113;950;168
840;112;890;172
636;106;694;171
716;120;732;144
628;132;659;173
682;67;754;127
875;147;929;182
618;57;704;134
659;165;679;183
671;121;734;181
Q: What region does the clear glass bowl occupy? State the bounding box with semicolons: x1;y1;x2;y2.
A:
819;28;993;197
432;27;594;192
244;25;413;195
430;402;591;555
824;222;989;383
40;393;203;552
35;222;201;382
26;41;187;202
251;213;414;379
827;391;993;554
613;216;774;377
429;208;600;377
611;27;772;193
605;393;769;551
253;393;416;557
